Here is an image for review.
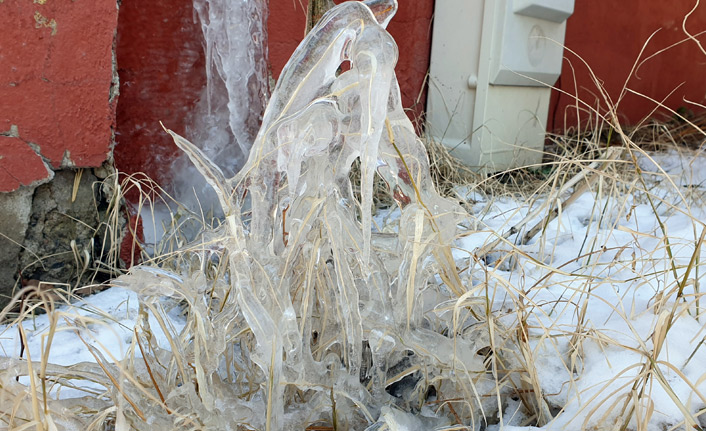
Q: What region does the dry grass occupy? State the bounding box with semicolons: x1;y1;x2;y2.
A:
2;114;705;430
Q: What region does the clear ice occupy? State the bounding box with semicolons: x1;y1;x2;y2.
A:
170;0;269;214
119;1;493;429
192;0;268;158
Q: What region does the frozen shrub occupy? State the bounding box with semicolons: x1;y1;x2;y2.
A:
150;0;497;428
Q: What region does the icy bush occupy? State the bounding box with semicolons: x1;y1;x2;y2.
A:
156;0;497;427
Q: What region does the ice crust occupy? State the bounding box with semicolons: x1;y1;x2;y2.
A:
151;0;491;428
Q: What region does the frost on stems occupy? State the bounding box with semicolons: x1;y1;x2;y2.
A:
130;1;492;428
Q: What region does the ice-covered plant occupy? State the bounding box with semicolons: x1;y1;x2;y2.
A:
149;0;494;428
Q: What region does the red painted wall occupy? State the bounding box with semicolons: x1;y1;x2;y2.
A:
114;0;206;188
550;1;706;130
0;0;118;192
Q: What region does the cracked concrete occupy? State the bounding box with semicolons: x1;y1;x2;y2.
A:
0;186;33;301
0;168;126;310
0;0;122;310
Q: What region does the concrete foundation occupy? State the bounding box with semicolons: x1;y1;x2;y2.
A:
0;168;126;310
0;187;34;302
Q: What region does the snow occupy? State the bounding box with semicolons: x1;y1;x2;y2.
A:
0;285;187;401
3;150;706;430
1;288;138;363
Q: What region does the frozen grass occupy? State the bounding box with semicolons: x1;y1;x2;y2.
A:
4;134;706;430
7;120;706;431
3;1;706;430
3;126;706;430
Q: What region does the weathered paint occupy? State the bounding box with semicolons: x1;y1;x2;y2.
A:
549;1;706;130
0;136;53;191
0;0;119;192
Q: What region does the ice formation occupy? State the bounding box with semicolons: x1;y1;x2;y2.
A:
171;0;269;213
124;1;494;428
6;2;706;430
192;0;268;158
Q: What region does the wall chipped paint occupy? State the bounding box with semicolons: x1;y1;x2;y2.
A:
0;135;54;191
0;0;120;192
0;0;122;298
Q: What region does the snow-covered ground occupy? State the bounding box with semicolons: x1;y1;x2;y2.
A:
458;151;706;429
2;149;706;430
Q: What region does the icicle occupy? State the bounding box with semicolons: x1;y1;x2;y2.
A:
193;0;269;157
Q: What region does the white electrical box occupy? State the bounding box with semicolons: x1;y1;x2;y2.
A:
427;0;574;172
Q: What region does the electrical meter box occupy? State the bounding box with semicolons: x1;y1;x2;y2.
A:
427;0;574;172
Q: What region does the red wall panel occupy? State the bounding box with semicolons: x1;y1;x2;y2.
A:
114;0;206;186
550;1;706;130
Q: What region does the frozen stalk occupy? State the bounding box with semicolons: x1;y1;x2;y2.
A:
154;0;494;428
